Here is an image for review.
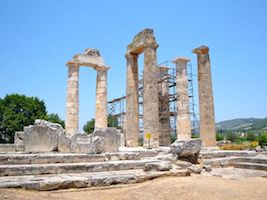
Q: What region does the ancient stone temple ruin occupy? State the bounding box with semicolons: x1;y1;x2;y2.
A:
122;29;217;148
65;48;109;135
0;28;237;192
125;29;160;148
192;46;216;146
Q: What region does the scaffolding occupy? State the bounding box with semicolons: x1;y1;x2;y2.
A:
107;60;199;137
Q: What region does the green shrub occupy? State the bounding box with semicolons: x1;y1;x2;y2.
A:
216;133;224;141
246;132;257;141
258;133;267;147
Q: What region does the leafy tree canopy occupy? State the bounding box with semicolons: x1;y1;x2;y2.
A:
45;113;65;128
83;114;119;134
0;93;64;143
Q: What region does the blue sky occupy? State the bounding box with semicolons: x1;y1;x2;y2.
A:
0;0;266;130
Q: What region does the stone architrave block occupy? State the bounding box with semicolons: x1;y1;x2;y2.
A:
24;119;64;153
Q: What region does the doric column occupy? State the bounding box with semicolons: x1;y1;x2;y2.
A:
95;67;108;129
125;53;139;146
65;63;79;135
158;66;171;145
143;45;159;147
172;58;192;140
192;46;216;146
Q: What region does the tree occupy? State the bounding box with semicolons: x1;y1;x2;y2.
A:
83;114;119;134
45;113;65;128
0;94;46;143
258;132;267;147
83;118;95;134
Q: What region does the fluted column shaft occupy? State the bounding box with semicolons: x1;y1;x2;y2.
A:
95;67;108;129
173;58;192;140
193;46;216;146
65;64;79;135
143;46;159;147
125;53;139;146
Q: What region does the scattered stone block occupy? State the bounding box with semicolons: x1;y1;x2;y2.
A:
170;139;202;164
90;128;121;152
174;160;192;169
24;119;64;153
188;165;202;174
143;161;172;171
58;132;72;153
203;165;212;172
156;153;177;162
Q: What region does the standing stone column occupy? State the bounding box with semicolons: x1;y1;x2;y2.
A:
143;45;159;147
95;67;108;129
65;64;80;136
172;58;192;140
158;66;171;145
125;53;139;146
192;46;216;146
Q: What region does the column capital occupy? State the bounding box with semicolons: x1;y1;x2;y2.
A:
143;42;159;50
66;62;80;68
95;65;110;71
192;45;209;55
125;53;138;60
172;57;191;64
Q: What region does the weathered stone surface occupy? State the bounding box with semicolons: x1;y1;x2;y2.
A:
170;139;202;164
91;128;121;152
0;168;190;191
0;159;161;176
65;64;79;136
172;57;192;140
95;68;108;129
0;144;16;153
174;160;192;169
201;150;256;159
188;165;202;174
14;131;24;146
24;120;64;153
125;53;139;147
143;45;159;148
192;46;216;146
67;48;106;69
203;165;212;172
126;29;160;148
255;146;263;152
143;161;172;171
156;153;177;162
58;132;72;153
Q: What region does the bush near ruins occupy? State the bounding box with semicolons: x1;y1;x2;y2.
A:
83;114;119;134
0;93;64;143
258;132;267;147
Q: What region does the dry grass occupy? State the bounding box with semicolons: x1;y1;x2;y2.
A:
220;141;259;150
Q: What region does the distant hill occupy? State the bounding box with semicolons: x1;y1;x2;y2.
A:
216;117;267;131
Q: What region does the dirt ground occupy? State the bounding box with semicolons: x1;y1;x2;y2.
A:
0;175;267;200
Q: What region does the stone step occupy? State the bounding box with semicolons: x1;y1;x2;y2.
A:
0;151;158;165
0;159;161;176
237;157;267;164
233;162;267;171
0;169;190;191
203;156;239;167
201;150;256;159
